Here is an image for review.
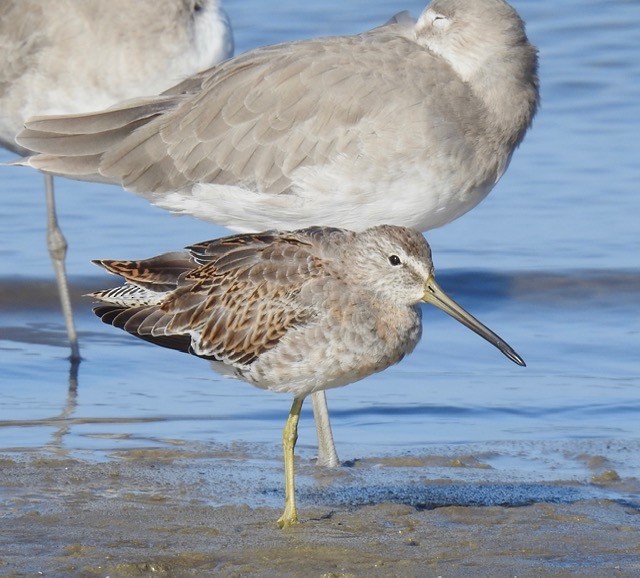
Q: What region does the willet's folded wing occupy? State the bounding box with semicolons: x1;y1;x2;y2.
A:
16;21;469;195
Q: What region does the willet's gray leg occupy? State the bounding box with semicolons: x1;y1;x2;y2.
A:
311;390;339;468
44;174;80;361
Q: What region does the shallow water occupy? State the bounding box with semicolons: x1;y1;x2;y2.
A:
0;0;639;493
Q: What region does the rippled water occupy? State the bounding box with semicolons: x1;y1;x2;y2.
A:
0;0;638;482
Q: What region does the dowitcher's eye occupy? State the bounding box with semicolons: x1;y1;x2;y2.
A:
388;255;402;266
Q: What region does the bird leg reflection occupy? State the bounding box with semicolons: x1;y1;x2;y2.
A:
46;358;79;454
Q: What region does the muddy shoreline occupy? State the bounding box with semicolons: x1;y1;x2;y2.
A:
1;450;639;577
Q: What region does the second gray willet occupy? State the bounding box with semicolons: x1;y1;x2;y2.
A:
17;0;538;467
0;0;233;361
89;225;526;527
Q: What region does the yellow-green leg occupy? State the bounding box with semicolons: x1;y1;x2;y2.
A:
277;397;304;529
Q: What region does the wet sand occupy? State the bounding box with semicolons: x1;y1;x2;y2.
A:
1;448;639;577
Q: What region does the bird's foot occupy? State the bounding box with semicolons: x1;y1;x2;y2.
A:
277;506;299;529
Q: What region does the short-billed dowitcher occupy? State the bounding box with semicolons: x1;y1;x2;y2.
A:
90;225;525;528
17;0;538;466
0;0;233;361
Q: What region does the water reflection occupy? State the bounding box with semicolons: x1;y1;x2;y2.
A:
44;359;79;454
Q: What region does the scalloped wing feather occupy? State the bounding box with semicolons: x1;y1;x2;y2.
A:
92;228;351;368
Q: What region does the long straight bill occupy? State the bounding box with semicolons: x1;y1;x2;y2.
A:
422;277;526;367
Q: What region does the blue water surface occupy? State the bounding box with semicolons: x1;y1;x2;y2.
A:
0;0;638;484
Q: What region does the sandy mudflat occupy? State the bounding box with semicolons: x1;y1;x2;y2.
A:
1;446;639;577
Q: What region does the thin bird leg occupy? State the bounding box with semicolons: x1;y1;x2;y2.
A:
311;390;339;467
44;174;80;361
277;396;304;528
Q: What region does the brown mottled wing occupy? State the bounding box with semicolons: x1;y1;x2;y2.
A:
94;228;349;367
92;250;202;352
94;251;196;292
169;229;340;365
94;303;194;355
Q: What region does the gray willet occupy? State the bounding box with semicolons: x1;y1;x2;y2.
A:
89;225;526;527
0;0;233;360
17;0;538;466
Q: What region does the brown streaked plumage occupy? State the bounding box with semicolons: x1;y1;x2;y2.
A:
90;225;525;527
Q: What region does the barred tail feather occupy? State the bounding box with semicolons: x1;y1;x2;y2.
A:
93;304;193;355
88;283;168;307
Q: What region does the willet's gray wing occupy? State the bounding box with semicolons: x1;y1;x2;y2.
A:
18;24;480;197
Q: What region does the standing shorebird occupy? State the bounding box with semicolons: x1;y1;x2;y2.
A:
16;0;538;467
0;0;233;361
90;225;525;528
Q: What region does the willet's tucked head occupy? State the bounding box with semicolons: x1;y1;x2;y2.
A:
416;0;530;60
89;224;525;527
416;0;538;131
